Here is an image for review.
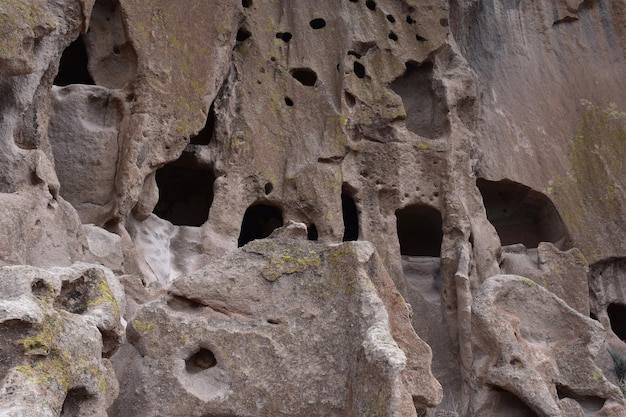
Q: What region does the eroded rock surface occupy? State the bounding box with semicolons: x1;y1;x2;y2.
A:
0;0;625;416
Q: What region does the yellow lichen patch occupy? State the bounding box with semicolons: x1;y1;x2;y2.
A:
86;279;120;319
261;247;322;282
133;320;155;334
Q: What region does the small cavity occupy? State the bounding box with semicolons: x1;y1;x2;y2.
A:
284;96;294;106
415;34;428;42
344;91;356;107
186;348;217;373
290;68;317;86
54;36;95;86
386;14;395;23
342;188;359;241
242;0;252;7
389;32;398;41
167;295;205;312
236;27;252;42
396;204;443;257
608;303;626;342
190;103;215;145
264;182;273;195
61;387;92;417
407;16;415;24
276;32;292;42
366;0;376;10
353;62;365;78
307;224;319;241
309;18;326;29
238;204;284;247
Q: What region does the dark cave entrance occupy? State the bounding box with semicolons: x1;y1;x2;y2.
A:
342;187;359;242
54;36;95;86
153;163;215;227
608;303;626;342
476;178;570;249
238;204;284;247
395;204;443;257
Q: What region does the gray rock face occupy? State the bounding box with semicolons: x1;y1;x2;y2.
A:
0;0;626;416
112;238;440;417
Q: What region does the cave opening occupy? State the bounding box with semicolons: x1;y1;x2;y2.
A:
353;62;366;78
60;387;91;417
608;303;626;342
395;205;443;257
476;178;570;250
390;61;449;139
54;36;95;86
290;68;318;87
190;104;215;145
307;223;319;241
238;204;284;247
153;163;215;227
342;188;359;242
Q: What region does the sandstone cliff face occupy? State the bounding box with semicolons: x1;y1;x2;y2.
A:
1;0;626;416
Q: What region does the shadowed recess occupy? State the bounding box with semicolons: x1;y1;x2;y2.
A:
307;223;319;241
342;188;359;241
54;36;95;86
476;178;571;250
395;205;443;256
238;204;283;246
290;68;318;86
608;303;626;342
390;61;449;138
309;18;326;29
61;387;92;417
190;103;215;145
186;348;217;373
153;163;216;227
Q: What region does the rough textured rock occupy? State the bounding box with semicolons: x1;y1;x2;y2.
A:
0;263;123;417
471;275;624;417
0;0;625;415
112;237;440;417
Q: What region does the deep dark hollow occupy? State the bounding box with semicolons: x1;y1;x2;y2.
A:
153;164;215;227
186;348;217;373
307;223;319;241
276;32;292;42
238;204;284;247
236;27;252;42
342;190;359;241
54;36;95;86
61;387;92;417
290;68;318;86
190;103;215;145
608;303;626;342
395;205;443;257
284;96;294;106
354;62;366;79
242;0;252;7
389;32;398;41
476;178;571;250
309;18;326;29
366;0;376;10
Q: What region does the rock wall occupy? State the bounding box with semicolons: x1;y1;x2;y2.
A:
1;0;626;416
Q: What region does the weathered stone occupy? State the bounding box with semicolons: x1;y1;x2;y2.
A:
471;275;625;416
112;238;441;417
0;263;123;417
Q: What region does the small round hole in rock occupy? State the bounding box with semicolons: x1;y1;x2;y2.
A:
290;68;317;86
407;16;415;24
186;348;217;373
242;0;252;7
276;32;292;42
345;91;356;107
309;18;326;29
366;0;376;10
264;182;273;195
386;14;395;23
284;97;294;106
389;32;398;41
415;34;427;42
236;28;251;42
353;62;365;79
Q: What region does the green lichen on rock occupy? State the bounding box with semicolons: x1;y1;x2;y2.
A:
260;246;321;282
548;101;626;259
86;277;120;319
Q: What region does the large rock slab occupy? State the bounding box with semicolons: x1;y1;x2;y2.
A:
471;275;626;417
112;237;442;416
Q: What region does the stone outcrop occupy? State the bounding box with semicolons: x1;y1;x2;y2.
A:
0;0;626;416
